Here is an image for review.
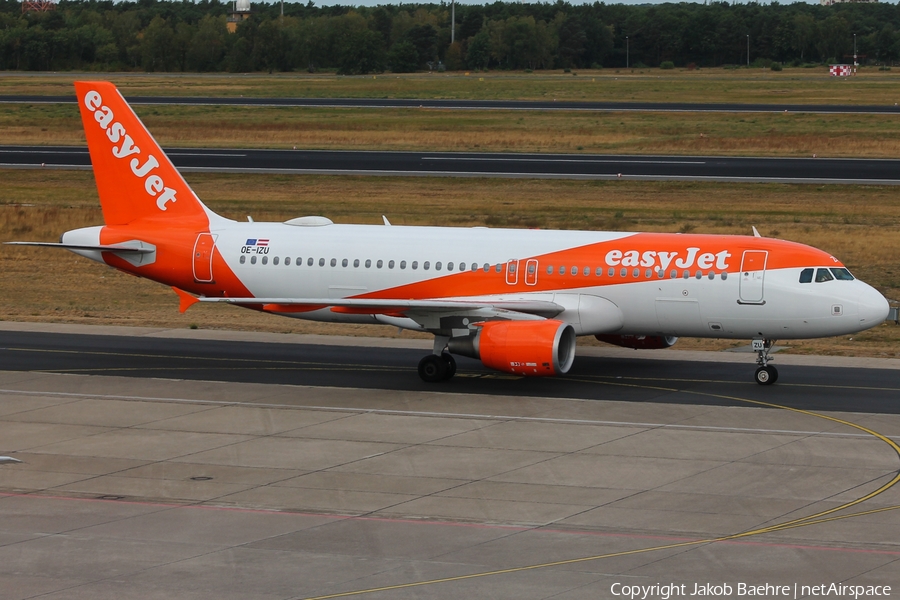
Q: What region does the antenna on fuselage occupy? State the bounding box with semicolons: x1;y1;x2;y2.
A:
752;226;761;237
383;215;392;226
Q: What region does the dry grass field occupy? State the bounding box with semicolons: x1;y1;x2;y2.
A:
2;71;897;357
4;68;900;104
1;169;898;357
5;102;900;158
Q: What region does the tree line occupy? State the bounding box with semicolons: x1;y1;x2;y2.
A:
2;0;900;73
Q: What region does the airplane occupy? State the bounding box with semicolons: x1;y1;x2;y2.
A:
6;81;890;385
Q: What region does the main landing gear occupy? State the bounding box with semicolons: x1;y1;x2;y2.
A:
752;338;778;385
418;353;456;382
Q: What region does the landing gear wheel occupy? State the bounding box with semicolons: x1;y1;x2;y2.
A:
418;354;449;383
441;353;457;378
754;365;778;386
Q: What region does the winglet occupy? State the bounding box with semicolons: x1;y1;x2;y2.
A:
172;287;200;313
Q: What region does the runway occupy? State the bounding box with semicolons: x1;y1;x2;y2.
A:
1;324;898;599
3;94;900;114
4;145;900;184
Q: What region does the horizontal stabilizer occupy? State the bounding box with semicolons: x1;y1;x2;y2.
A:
4;241;154;253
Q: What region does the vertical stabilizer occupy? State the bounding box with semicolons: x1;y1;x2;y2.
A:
74;81;211;227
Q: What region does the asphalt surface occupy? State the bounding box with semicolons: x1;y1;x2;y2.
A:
2;330;897;414
3;145;900;184
3;94;900;114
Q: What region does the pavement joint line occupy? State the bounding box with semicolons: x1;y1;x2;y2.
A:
2;368;898;597
296;381;900;600
0;386;896;441
3;491;898;557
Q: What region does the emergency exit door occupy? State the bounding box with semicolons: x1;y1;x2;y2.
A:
739;250;767;304
193;233;217;283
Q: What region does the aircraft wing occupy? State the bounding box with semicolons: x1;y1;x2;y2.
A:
194;295;564;318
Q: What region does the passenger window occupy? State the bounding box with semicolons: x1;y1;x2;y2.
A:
683;270;690;279
608;268;615;277
547;265;554;274
571;266;578;276
262;256;268;265
376;259;383;268
296;257;301;266
831;268;854;281
657;269;664;278
447;262;453;271
310;258;316;266
240;255;246;264
251;256;257;265
495;264;502;273
527;263;536;274
670;270;678;279
722;272;728;280
399;260;405;269
273;256;279;265
583;267;590;276
708;272;715;280
509;263;517;274
559;266;566;275
695;270;702;279
815;268;834;283
471;263;478;271
412;261;418;270
341;259;348;267
353;259;360;268
620;268;627;277
389;260;396;269
436;262;442;271
285;257;291;266
799;268;814;283
329;258;336;267
424;261;430;270
645;269;652;278
365;259;371;268
632;268;640;278
596;267;603;276
483;263;490;272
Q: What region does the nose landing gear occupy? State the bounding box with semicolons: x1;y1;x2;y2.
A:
752;338;778;385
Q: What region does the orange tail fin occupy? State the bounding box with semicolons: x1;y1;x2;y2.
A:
74;81;212;227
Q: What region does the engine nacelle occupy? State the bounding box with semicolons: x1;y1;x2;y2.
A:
448;320;576;376
595;334;678;350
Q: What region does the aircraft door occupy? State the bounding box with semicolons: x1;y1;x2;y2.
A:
505;260;519;285
739;250;767;304
193;233;217;283
525;259;538;286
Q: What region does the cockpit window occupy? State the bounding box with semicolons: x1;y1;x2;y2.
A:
799;268;813;284
830;268;854;281
815;268;834;283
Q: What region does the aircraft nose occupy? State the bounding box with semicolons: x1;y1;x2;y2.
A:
858;285;890;327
